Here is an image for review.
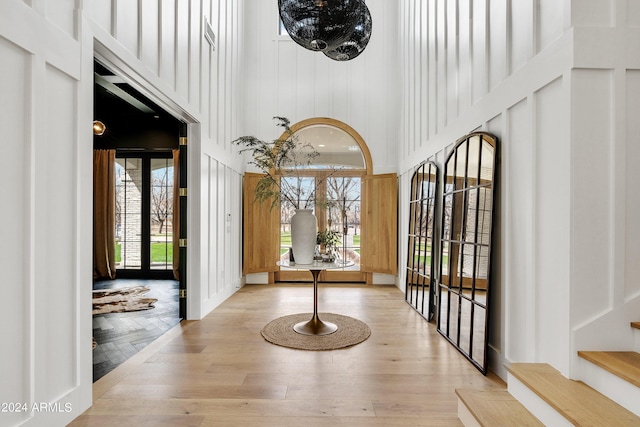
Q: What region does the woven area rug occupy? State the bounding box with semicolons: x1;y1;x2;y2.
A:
261;313;371;351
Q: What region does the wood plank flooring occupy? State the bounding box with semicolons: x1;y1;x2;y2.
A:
73;284;505;426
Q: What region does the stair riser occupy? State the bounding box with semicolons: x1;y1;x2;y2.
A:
577;358;640;417
507;372;574;427
457;399;482;427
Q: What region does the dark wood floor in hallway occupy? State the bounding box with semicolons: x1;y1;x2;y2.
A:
92;279;181;381
74;284;505;426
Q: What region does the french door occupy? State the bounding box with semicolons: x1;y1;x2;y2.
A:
276;171;365;282
115;152;175;278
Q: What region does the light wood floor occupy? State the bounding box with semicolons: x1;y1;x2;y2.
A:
71;284;505;426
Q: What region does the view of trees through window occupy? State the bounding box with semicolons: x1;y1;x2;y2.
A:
280;174;361;268
115;156;174;271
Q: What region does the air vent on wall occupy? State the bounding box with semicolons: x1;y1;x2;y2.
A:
204;18;216;51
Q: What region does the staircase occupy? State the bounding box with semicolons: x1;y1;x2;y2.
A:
456;322;640;426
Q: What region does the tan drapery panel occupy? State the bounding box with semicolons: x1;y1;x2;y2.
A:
172;149;180;280
93;149;116;279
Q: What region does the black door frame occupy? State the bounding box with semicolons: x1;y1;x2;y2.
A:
115;151;175;280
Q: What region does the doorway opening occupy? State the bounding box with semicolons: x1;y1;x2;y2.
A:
92;58;186;381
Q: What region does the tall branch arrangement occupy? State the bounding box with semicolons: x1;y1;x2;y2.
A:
233;117;336;210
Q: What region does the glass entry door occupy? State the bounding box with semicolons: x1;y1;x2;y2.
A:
276;172;365;282
115;154;175;278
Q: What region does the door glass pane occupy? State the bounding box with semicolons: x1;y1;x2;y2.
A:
280;176;316;257
115;158;142;269
326;177;361;268
150;158;174;270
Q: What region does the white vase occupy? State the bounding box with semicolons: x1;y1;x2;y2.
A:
290;209;317;264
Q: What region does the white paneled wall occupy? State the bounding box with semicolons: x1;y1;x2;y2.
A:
201;155;242;316
0;1;91;425
241;0;400;174
0;0;244;424
398;0;640;381
89;0;245;318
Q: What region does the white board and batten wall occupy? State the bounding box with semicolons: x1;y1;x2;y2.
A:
0;0;244;425
240;0;401;176
3;0;640;424
396;0;640;382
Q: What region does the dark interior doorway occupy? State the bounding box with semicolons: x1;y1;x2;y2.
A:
92;59;187;381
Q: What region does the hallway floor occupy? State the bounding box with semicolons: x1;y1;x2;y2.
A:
92;279;181;381
75;284;504;426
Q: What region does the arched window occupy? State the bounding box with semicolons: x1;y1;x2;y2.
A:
276;118;372;283
242;117;397;284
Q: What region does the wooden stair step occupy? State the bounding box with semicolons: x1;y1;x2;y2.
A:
632;322;640;330
508;363;640;427
456;389;544;427
578;351;640;388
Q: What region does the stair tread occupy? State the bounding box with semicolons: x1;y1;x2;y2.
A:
508;363;640;427
578;351;640;388
632;322;640;330
456;389;544;427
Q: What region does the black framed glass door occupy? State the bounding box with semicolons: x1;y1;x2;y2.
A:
115;152;175;279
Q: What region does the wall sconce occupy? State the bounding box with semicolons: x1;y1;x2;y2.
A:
93;120;106;136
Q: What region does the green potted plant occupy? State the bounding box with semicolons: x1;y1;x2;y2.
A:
316;229;341;262
232;117;336;264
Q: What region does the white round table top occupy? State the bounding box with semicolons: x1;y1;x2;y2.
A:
277;260;355;271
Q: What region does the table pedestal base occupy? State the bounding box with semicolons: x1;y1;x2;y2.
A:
293;316;338;335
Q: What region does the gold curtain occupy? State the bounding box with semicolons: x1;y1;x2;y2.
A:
93;149;116;279
172;149;180;280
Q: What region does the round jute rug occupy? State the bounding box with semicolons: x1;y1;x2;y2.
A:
261;313;371;351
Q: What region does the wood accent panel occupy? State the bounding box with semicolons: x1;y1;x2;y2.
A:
361;174;398;275
242;173;280;274
75;284;504;425
507;363;640;426
456;389;544;426
577;351;640;388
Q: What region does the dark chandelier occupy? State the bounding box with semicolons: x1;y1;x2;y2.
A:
278;0;373;61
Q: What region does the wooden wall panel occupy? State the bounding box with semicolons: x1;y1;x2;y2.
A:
361;174;398;275
242;173;280;274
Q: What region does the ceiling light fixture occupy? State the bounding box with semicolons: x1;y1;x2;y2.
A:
278;0;371;60
324;2;372;61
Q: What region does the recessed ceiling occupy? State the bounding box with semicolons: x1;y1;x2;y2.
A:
93;60;182;150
